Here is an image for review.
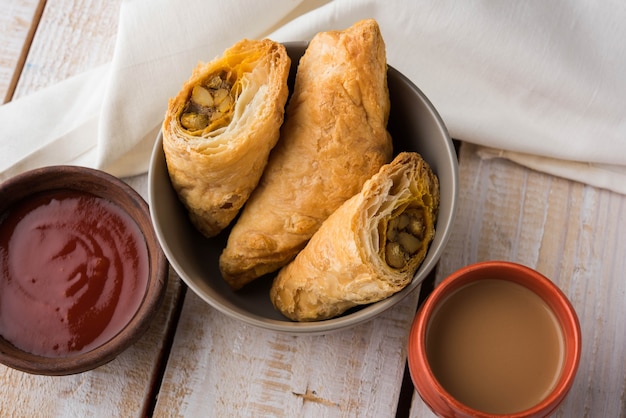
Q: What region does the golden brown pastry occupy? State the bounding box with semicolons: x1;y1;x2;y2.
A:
270;152;439;321
219;19;393;289
163;39;290;237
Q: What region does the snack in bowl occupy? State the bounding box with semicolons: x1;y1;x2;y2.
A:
163;38;290;238
270;152;439;321
149;31;458;334
219;19;393;290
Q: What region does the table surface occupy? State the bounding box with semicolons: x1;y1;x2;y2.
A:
1;1;625;417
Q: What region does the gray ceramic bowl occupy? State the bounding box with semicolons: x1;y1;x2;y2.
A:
149;42;458;334
0;166;168;375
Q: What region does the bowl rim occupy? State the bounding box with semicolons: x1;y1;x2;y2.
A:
0;165;169;375
407;260;582;417
149;42;459;334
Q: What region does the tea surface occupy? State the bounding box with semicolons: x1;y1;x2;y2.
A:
426;279;563;414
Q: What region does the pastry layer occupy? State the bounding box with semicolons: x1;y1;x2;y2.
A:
163;39;290;237
220;19;393;289
270;152;440;321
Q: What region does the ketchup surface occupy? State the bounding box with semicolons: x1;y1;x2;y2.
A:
0;190;149;357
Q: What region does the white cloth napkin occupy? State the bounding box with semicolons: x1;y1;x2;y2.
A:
1;0;625;194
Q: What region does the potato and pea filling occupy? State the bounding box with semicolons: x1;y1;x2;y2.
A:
180;72;237;133
383;207;427;269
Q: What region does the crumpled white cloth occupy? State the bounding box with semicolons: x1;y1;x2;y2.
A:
1;0;625;194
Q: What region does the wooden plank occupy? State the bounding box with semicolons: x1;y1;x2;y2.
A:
0;0;42;102
409;143;626;417
2;1;625;416
153;280;422;417
10;0;121;100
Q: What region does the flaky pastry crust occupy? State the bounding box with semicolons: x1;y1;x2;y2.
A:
163;39;290;237
270;152;440;321
220;19;393;289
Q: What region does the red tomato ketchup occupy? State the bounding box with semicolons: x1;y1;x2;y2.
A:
0;190;149;357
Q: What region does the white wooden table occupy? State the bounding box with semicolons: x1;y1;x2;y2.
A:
1;1;625;417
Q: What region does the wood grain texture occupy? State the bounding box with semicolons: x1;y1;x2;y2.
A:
11;0;120;100
2;1;625;416
409;143;626;417
0;0;41;102
153;282;422;417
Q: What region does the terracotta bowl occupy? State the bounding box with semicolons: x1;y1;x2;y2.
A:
0;166;168;375
149;42;459;334
408;261;582;417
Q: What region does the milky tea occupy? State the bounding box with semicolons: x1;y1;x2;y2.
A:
425;279;564;414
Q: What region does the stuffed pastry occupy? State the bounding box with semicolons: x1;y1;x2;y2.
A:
270;152;439;321
219;19;393;289
163;39;290;237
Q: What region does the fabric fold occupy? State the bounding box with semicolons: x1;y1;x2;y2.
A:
0;0;624;195
0;64;109;181
476;147;626;195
